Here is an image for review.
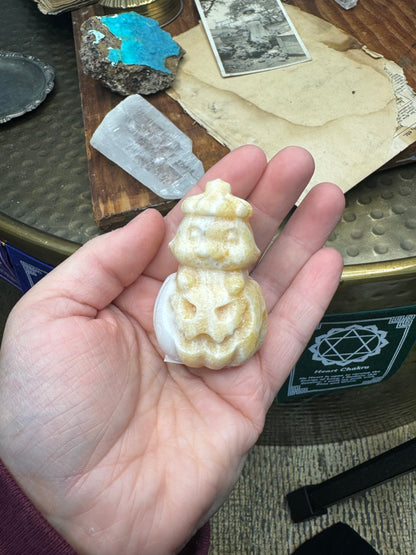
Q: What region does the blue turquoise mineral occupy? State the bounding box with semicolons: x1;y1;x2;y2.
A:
80;12;185;95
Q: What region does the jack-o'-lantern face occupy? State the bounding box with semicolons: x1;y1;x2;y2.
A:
170;268;247;344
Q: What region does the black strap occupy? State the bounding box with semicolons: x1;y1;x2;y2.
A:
286;437;416;522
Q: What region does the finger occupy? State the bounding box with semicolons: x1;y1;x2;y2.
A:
145;144;268;280
247;146;315;253
260;246;344;398
254;182;345;310
26;209;166;314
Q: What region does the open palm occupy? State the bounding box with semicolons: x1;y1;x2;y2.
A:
0;146;344;555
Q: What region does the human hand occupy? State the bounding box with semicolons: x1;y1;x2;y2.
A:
0;146;344;555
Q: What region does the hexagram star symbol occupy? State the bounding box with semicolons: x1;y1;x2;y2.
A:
309;324;389;367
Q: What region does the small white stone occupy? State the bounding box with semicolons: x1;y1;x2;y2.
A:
90;94;204;199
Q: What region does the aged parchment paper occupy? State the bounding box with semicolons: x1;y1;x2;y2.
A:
169;6;416;202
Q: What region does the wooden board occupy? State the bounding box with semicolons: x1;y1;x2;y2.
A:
72;0;416;230
71;0;228;230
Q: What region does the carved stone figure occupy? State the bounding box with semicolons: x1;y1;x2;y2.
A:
153;179;267;369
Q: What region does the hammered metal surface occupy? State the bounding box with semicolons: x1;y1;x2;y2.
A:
328;164;416;265
330;274;416;313
0;0;97;246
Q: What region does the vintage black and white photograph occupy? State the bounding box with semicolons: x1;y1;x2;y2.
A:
195;0;311;77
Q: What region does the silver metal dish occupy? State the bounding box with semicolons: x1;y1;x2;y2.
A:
0;51;54;124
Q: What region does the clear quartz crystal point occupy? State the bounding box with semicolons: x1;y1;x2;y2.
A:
90;94;204;199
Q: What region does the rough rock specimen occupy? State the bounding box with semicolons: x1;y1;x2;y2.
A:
90;94;204;199
80;11;185;95
153;179;268;369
